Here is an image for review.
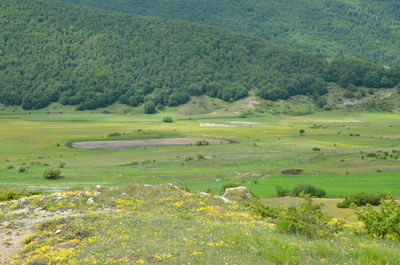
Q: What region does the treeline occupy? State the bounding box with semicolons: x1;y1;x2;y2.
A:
0;0;400;110
63;0;400;66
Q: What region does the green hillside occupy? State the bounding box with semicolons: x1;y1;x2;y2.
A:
63;0;400;65
1;0;399;110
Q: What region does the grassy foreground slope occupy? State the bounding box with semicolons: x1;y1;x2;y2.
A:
1;0;399;110
63;0;400;65
1;185;400;264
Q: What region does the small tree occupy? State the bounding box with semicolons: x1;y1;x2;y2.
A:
43;168;61;179
144;101;156;114
299;129;305;136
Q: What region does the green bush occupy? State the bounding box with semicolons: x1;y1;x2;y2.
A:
0;188;32;201
242;199;280;219
162;116;173;123
337;192;386;208
196;154;205;160
196;140;210;146
107;132;122;137
276;186;291;197
355;199;400;241
275;197;342;238
292;184;326;198
18;167;26;173
43;168;61;179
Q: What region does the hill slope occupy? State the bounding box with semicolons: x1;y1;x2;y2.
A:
63;0;400;66
1;185;400;264
1;0;399;110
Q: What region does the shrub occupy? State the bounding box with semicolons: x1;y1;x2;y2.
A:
196;154;205;160
276;186;291;197
312;147;321;151
242;199;280;219
0;188;32;201
184;156;193;161
292;184;326;198
18;167;26;173
43;168;61;179
196;140;210;146
6;164;13;169
163;116;173;123
337;192;386;208
275;196;342;238
355;199;400;241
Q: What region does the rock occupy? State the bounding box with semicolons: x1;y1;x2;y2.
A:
222;186;253;201
87;197;94;204
215;196;230;203
55;229;62;235
199;192;209;197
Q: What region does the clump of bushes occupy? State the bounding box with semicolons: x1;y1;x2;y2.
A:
312;147;321;151
196;140;210;146
292;184;326;198
0;188;34;201
244;196;342;238
276;186;291;197
355;199;400;241
43;168;61;179
108;132;122;137
275;196;342;238
163;116;173;123
196;154;205;160
337;192;387;208
276;184;326;198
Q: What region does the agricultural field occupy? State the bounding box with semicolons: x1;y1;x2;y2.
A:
1;103;400;198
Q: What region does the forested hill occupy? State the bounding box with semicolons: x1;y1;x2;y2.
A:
1;0;399;110
63;0;400;66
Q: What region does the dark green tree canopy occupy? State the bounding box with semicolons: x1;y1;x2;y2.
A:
0;0;399;110
63;0;400;66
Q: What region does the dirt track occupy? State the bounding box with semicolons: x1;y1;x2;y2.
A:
70;137;232;151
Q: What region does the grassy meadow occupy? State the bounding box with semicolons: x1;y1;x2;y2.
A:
1;103;400;198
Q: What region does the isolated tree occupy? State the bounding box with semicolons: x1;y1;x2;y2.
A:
144;101;156;114
299;129;305;136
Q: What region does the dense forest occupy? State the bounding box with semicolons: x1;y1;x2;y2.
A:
63;0;400;66
1;0;400;110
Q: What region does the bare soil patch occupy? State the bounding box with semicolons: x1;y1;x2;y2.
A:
281;169;303;175
70;137;233;151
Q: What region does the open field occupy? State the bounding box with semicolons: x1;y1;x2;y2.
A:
1;103;400;197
